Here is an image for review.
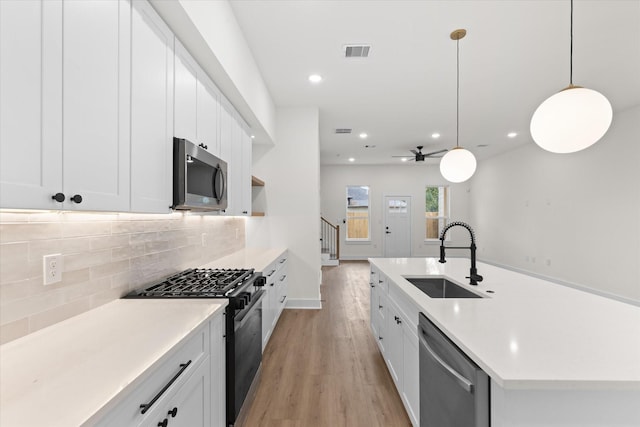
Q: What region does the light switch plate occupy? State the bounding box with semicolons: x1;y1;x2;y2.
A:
43;254;62;285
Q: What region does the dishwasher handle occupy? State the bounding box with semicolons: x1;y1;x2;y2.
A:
419;327;474;394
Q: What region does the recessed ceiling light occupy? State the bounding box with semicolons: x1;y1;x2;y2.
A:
431;133;441;139
507;132;518;138
401;158;408;162
359;132;368;139
348;157;355;162
308;74;322;83
250;135;255;139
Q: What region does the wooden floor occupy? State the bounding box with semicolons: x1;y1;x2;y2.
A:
242;261;412;427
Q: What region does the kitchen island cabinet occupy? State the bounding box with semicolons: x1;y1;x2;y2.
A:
0;299;227;427
369;257;640;427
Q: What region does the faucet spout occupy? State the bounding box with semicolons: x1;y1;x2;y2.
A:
439;221;483;285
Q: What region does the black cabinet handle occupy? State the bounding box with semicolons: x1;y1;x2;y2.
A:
394;316;402;324
280;296;286;303
379;304;383;309
242;210;248;214
52;193;65;202
168;407;178;418
280;275;286;281
140;360;192;414
158;419;168;427
70;194;83;204
199;143;208;150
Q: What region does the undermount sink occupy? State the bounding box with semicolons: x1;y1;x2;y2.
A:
404;277;484;299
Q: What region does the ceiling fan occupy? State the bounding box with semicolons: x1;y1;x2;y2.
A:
392;146;448;162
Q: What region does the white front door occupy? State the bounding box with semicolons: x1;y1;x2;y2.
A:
384;196;411;257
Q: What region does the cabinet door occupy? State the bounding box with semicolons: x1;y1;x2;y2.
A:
0;0;63;209
376;292;388;354
386;302;404;391
225;112;242;216
402;328;420;426
62;0;130;211
130;0;173;213
239;120;252;216
143;358;211;427
197;73;221;157
174;39;198;143
369;269;379;337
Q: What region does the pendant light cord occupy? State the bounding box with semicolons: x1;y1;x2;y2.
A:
456;38;460;148
570;0;573;85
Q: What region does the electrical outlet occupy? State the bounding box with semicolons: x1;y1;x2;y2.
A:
43;254;62;285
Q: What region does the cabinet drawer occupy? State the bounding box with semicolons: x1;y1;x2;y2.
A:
96;323;209;427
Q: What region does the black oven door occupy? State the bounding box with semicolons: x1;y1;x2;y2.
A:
226;290;264;426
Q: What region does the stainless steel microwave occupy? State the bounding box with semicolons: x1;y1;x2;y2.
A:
172;137;227;211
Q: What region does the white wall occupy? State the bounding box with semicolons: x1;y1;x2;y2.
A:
247;107;322;308
320;164;472;259
470;105;640;302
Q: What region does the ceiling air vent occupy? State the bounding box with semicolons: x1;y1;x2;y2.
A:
344;45;371;58
335;128;352;134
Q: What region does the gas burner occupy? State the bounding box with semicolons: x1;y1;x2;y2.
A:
136;268;255;298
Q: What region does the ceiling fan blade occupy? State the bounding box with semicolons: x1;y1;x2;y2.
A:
424;149;449;157
410;149;419;155
391;155;411;158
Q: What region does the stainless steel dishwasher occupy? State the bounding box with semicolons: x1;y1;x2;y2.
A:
419;313;489;427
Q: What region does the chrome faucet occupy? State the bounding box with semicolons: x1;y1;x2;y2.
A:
439;221;483;286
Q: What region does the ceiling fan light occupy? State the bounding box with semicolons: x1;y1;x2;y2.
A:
439;147;477;183
530;86;612;153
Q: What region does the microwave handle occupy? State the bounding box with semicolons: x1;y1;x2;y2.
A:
214;164;226;203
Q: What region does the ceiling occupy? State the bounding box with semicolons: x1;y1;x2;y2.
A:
229;0;640;166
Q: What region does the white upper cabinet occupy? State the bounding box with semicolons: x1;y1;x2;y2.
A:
174;40;221;157
1;0;130;212
130;0;174;213
239;120;252;216
174;40;198;144
0;0;63;209
62;0;131;211
197;74;221;158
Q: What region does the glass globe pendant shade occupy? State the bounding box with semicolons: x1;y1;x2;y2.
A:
439;147;477;183
530;86;612;154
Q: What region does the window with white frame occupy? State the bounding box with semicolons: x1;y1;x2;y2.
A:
346;185;370;241
425;186;449;240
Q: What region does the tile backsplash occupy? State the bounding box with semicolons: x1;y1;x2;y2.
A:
0;211;245;344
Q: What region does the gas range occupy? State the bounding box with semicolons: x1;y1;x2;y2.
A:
125;267;265;426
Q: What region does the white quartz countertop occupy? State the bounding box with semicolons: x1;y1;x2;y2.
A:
369;257;640;390
0;299;227;427
201;247;287;272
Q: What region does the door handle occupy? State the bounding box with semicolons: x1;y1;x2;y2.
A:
385;231;391;234
419;327;474;394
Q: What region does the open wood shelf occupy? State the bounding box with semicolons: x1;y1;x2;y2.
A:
251;175;265;187
251;212;265;217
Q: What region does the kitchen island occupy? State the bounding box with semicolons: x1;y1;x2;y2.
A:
369;257;640;426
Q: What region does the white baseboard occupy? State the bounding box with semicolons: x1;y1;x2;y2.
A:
285;298;322;309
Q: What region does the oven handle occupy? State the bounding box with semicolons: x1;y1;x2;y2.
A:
234;290;265;329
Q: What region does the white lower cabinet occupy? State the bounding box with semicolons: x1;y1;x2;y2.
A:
141;357;211;427
261;252;288;351
369;265;420;427
96;309;225;427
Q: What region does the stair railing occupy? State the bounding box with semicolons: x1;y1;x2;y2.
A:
320;217;340;260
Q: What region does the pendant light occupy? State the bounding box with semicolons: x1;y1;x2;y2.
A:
530;0;612;153
440;29;477;183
